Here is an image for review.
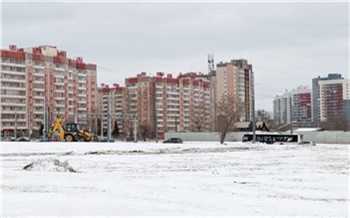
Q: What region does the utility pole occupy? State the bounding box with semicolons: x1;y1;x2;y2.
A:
252;82;260;144
14;112;17;140
175;116;178;132
252;88;256;143
43;96;47;140
28;108;31;139
208;54;214;132
133;114;137;143
290;94;294;135
101;114;103;139
154;88;158;143
107;97;111;142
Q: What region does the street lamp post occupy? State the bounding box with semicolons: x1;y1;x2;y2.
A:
252;83;260;144
107;97;111;142
133;114;137;143
290;94;294;135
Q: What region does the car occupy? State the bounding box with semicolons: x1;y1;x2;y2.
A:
163;137;183;143
32;136;45;142
98;137;115;142
298;140;316;146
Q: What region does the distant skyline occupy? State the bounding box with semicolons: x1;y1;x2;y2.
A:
2;1;349;111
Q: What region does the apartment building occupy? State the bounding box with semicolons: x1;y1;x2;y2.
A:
98;72;210;139
273;92;291;128
1;45;97;137
292;86;312;127
273;86;312;129
97;83;126;135
319;79;350;130
312;73;343;126
214;59;254;124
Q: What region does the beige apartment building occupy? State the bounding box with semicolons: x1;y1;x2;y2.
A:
214;59;254;124
0;45;97;137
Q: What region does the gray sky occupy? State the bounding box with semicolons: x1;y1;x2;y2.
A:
2;1;349;112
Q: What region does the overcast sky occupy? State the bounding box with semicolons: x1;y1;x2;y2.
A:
1;1;349;112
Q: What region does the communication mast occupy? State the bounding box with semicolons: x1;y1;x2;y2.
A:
208;54;214;73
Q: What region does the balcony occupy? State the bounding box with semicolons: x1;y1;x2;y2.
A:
33;65;45;69
33;80;45;84
33;102;43;107
1;109;26;114
55;104;66;108
0;102;26;107
33;88;45;92
1;62;25;67
0;84;26;91
33;70;45;76
54;82;65;86
1;70;25;75
1;77;26;83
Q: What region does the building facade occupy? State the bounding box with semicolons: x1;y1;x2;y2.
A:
291;86;312;127
312;73;343;126
97;83;126;136
214;59;254;125
273;92;291;128
1;45;97;137
319;79;350;130
273;86;312;129
98;72;210;139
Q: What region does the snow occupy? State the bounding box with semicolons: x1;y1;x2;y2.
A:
1;141;349;216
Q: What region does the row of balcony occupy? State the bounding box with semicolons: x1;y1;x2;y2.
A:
1;70;26;75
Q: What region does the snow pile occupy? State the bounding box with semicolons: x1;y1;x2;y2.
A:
23;158;77;173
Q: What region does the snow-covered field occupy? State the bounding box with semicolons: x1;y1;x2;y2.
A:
1;141;349;216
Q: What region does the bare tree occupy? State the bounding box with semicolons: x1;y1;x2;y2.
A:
139;124;151;141
112;119;119;138
320;115;347;131
191;99;207;132
216;94;243;144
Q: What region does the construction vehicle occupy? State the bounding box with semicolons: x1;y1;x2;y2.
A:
48;118;95;142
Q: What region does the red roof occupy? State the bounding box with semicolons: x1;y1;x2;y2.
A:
128;78;138;83
155;77;163;82
182;79;190;85
166;78;178;84
1;50;25;59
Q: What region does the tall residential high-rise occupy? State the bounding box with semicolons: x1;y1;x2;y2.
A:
312;73;343;126
292;86;312;127
1;45;97;137
273;92;291;128
319;79;350;130
273;86;312;129
214;59;254;125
